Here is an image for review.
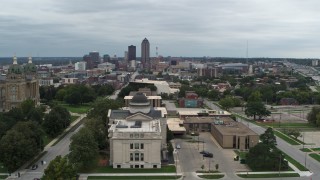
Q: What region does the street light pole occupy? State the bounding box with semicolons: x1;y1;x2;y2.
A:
278;153;282;177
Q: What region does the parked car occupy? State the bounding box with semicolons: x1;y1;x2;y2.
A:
200;150;210;154
176;144;181;149
234;156;239;161
31;164;38;170
203;152;213;158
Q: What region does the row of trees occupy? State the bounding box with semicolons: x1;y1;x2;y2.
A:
42;98;123;178
40;84;115;105
0;99;72;172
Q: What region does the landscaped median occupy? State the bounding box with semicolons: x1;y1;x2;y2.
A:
236;172;300;178
81;165;179;180
309;153;320;162
87;175;181;180
197;172;225;179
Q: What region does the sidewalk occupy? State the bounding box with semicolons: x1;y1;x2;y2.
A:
44;114;86;149
79;173;183;180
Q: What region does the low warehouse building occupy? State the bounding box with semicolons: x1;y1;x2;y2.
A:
211;118;259;150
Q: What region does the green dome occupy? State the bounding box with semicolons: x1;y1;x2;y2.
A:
24;63;37;73
8;64;24;74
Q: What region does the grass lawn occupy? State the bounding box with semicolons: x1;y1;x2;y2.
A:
71;115;80;123
0;163;7;173
59;103;91;114
311;148;320;151
88;176;181;180
196;170;219;173
309;153;320;162
237;173;300;178
234;150;247;159
300;148;312;152
273;131;300;145
89;165;176;173
270;123;313;128
198;175;224;179
0;175;8;179
42;135;53;146
282;151;308;171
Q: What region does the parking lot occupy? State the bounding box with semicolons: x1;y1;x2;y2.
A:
173;132;250;175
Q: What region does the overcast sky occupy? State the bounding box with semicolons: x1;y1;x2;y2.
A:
1;0;320;58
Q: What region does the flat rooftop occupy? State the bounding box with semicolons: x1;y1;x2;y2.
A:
110;119;161;133
167;118;186;132
178;108;231;116
124;96;162;100
185;117;232;124
213;121;258;136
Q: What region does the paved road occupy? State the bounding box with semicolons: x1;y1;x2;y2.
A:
10;118;85;180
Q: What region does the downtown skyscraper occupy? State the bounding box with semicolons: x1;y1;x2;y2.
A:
141;38;150;71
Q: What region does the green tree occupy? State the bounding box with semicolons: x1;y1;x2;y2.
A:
245;101;270;120
246;143;287;171
0;121;43;172
84;118;107;150
69;128;99;171
219;96;234;110
42;156;77;180
260;127;277;147
207;90;219;100
307;106;320;126
167;126;174;142
248;91;262;102
20;99;35;117
87;98;123;124
42;106;71;138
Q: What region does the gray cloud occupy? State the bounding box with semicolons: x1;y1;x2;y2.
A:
0;0;320;58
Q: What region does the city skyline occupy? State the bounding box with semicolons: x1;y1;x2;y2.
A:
1;0;320;58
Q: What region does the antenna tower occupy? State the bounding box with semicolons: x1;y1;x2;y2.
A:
156;46;158;57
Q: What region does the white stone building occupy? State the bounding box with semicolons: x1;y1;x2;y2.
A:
108;93;167;168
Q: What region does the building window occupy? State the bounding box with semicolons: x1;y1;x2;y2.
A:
130;153;133;161
140;133;144;138
135;165;139;168
140;153;144;161
130;165;133;168
140;143;144;149
141;165;144;168
153;165;157;168
130;134;133;138
135;143;139;149
130;143;133;149
117;165;121;168
135;134;139;138
135;153;139;161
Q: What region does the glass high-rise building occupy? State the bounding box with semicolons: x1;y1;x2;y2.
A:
141;38;150;70
128;45;136;62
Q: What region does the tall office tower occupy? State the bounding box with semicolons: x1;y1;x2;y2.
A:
124;51;128;63
89;51;100;67
83;54;94;69
128;45;136;61
103;54;110;62
141;38;150;71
